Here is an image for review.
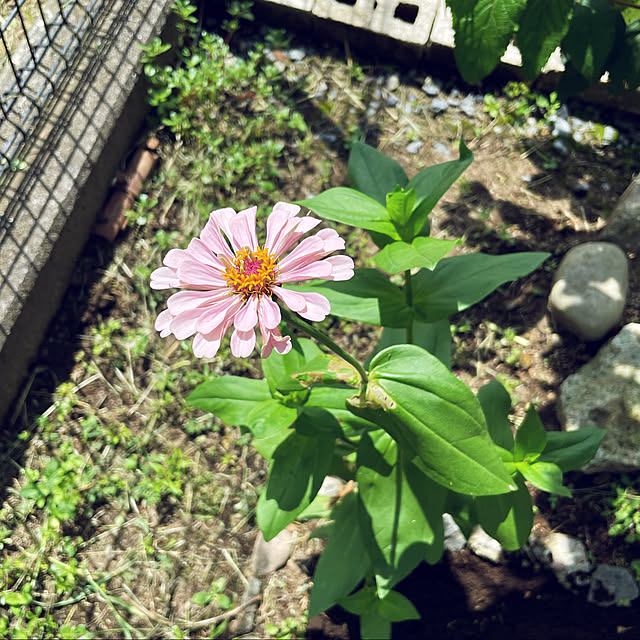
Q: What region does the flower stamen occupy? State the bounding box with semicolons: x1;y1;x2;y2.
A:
223;246;278;299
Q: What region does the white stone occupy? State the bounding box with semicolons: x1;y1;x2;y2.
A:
549;242;628;341
558;323;640;472
251;529;295;576
530;532;592;591
467;526;503;563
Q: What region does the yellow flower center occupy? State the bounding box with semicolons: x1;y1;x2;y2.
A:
223;246;278;299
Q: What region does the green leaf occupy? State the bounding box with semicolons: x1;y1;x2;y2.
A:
514;405;547;463
608;19;640;92
386;186;416;231
357;431;446;591
517;460;571;497
289;269;411;328
262;337;322;394
306;386;375;434
351;345;515;496
257;432;335;540
516;0;573;80
1;591;31;606
477;379;513;452
191;591;213;606
539;428;605;472
340;586;377;615
562;0;623;84
405;140;473;237
187;377;271;425
246;399;297;439
412;251;549;323
448;0;527;84
368;319;452;370
474;474;533;550
376;590;421;622
374;237;460;274
348;142;409;205
297;187;400;240
360;610;391;640
308;492;371;616
295;407;343;439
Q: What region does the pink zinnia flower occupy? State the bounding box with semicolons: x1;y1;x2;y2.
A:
151;202;354;358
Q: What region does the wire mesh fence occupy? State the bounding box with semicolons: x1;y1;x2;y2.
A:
0;0;110;231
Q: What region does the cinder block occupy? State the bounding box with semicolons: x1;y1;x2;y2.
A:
264;0;314;10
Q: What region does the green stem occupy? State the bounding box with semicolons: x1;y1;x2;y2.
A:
404;269;413;344
281;307;368;386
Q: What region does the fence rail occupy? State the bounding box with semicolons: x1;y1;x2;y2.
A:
0;0;108;230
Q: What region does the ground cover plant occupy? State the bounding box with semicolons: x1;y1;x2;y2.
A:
1;1;640;638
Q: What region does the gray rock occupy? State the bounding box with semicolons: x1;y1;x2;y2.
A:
287;48;306;62
251;528;295;576
587;564;639;606
459;96;476;118
468;526;503;563
372;87;382;100
602;125;618;144
573;181;590;197
552;117;572;138
318;475;344;498
443;514;467;552
422;82;440;97
317;132;337;144
432;142;451;158
530;532;592;591
558;323;640;472
601;174;640;252
552;139;569;155
408;90;417;103
385;95;399;108
429;98;449;115
407;141;423;154
386;73;400;92
549;242;628;341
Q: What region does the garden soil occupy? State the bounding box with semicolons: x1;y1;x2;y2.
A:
4;28;640;639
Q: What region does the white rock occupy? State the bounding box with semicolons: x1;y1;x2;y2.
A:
443;514;467;552
549;242;628;341
531;532;592;591
251;529;295;576
601;173;640;252
467;526;503;563
558;323;640;472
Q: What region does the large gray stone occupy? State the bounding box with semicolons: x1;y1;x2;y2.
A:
558;323;640;472
587;564;639;606
601;174;640;252
548;242;628;341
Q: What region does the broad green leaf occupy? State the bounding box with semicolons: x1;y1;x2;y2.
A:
297;187;400;239
262;337;321;394
246;399;297;439
412;251;550;323
361;610;391;640
374;237;459;274
251;418;293;459
448;0;527;84
474;474;533;550
376;590;421;622
477;379;513;452
516;0;573;80
608;19;640;92
351;345;515;496
539;428;605;472
289;354;360;389
357;431;446;591
367;319;452;370
187;377;271;425
340;586;377;616
386;186;416;231
514;405;547;463
307;386;375;434
517;460;571;497
562;0;622;84
257;432;335;540
289;269;411;328
308;492;371;617
405;140;473;237
348;141;409;205
297;492;333;520
295;407;343;439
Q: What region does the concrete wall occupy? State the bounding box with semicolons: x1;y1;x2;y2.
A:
0;0;175;425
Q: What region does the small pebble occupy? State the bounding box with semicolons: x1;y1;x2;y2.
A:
447;98;460;107
573;181;590;197
552;139;569;155
459;96;476;118
385;95;399;107
287;48;306;62
422;82;440;97
407;140;423;154
408;90;417;102
552;118;572;138
317;132;337;144
386;73;400;92
432;142;451;158
372;87;382;100
602;125;618;144
430;98;449;115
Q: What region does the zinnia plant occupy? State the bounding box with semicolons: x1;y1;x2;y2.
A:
153;141;604;640
151;202;354;358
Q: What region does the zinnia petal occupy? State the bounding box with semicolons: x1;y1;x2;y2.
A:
234;296;259;332
231;328;256;357
258;295;281;330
